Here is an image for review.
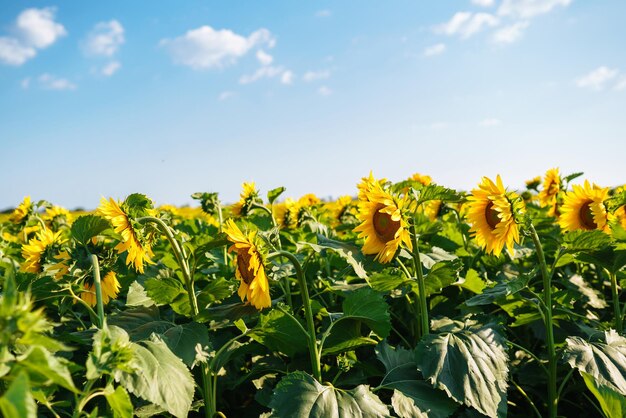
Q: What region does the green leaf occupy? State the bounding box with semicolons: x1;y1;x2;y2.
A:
417;184;463;205
416;317;509;418
247;308;308;357
268;187;286;204
71;215;111;245
14;346;78;393
563;230;613;253
126;281;155;307
163;322;211;367
564;330;626;396
0;372;37;418
119;335;194;418
376;342;458;418
269;371;390;417
581;371;626;418
391;390;428;418
369;268;410;293
122;193;154;218
457;269;486;294
466;272;532;307
424;259;463;297
298;235;368;279
564;171;584;183
105;385;134;418
197;278;236;306
145;276;183;305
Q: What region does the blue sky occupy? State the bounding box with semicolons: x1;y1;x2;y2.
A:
1;0;625;209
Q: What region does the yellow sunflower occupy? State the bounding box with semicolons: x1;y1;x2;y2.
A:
46;250;71;280
408;173;440;220
81;271;121;307
466;175;523;256
224;219;271;310
357;172;387;201
10;196;32;224
231;182;260;217
354;180;412;263
98;197;154;273
21;229;65;274
43;206;72;225
537;168;561;216
298;193;321;207
558;181;609;232
525;176;541;191
274;198;300;229
410;173;432;186
329;195;358;225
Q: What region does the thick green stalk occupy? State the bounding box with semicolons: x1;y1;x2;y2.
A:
268;251;321;381
89;255;105;328
216;202;228;265
409;223;429;338
608;269;623;332
529;223;557;418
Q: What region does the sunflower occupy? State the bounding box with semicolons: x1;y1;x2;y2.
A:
558;181;609;232
21;229;65;274
329;195;358;225
274;198;300;229
46;250;71;280
410;173;432;186
408;173;440;220
537;168;561;216
81;271;121;307
525;176;541;191
231;182;261;217
354;180;412;263
10;196;33;224
357;172;387;201
43;206;72;226
98;197;154;273
224;219;271;309
466;175;523;256
298;193;321;207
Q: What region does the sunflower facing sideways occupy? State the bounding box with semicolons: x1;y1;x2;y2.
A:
467;175;524;256
558;180;609;232
9;196;33;224
231;182;261;217
537;168;561;216
80;271;121;307
21;228;67;276
355;177;412;263
98;197;155;274
224;219;271;310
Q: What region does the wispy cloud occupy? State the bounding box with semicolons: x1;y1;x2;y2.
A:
492;21;530;44
37;73;77;90
82;20;124;57
435;12;499;39
472;0;496;7
318;86;333;96
576;66;619;90
615;77;626;91
302;70;331;82
423;43;446;57
160;26;275;70
218;91;235;101
315;10;332;18
479;117;502;127
498;0;571;18
0;8;66;66
239;65;292;85
256;49;273;66
100;61;121;77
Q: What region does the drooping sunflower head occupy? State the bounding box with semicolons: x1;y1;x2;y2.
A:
224;219;271;310
191;192;221;216
9;196;33;224
329;195;358;225
354;179;412;263
97;194;157;273
525;176;541;191
466;175;524;256
274;198;300;230
537;168;562;216
81;271;121;307
43;205;72;228
21;229;67;275
231;182;261;217
609;186;626;231
558;180;609;232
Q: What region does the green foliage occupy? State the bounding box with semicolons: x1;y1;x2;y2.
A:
299;234;368;279
71;215;111;245
0;372;37;418
416;184;464;205
246;308;308;357
267;187;286;204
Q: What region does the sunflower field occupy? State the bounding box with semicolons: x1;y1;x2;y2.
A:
2;169;626;418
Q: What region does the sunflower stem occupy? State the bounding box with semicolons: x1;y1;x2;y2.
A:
529;223;557;418
216;202;228;266
89;254;105;329
409;223;429;338
268;251;321;381
607;269;623;332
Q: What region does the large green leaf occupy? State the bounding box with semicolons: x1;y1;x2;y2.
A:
267;186;286;204
415;317;508;418
416;184;463;205
14;346;78;393
581;371;626;418
247;308;308;357
391;390;428;418
298;235;368;279
466;272;531;307
564;330;626;396
376;342;457;418
269;371;390;417
144;276;183;305
424;259;463;297
0;372;37;418
369;268;409;293
71;215;111;245
118;335;194;418
105;384;134;418
163;322;211;367
563;230;613;253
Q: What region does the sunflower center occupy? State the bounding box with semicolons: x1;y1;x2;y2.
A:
485;201;500;230
237;251;255;285
373;209;400;243
579;202;597;230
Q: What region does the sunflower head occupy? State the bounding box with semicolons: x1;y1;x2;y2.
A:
298;193;321;207
10;196;33;224
97;194;157;273
43;205;72;229
537;168;562;216
410;173;432;186
466;175;524;256
224;219;271;310
558;180;609;232
21;229;67;275
231;182;261;217
329;195;358;225
191;192;221;216
354;178;412;263
274;198;300;230
81;271;121;307
525;176;541;191
357;172;388;202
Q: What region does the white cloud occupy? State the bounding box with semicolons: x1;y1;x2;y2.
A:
576;66;619;90
498;0;571;18
318;86;333;96
100;61;121;76
82;20;124;57
315;10;332;18
160;26;275;70
281;70;294;85
492;21;530;44
302;70;330;82
615;77;626;91
256;49;273;66
0;37;36;65
423;43;446;57
0;8;65;66
472;0;496;6
479;118;502;127
21;77;31;89
239;65;290;84
37;73;77;90
435;12;499;39
218;91;235;101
